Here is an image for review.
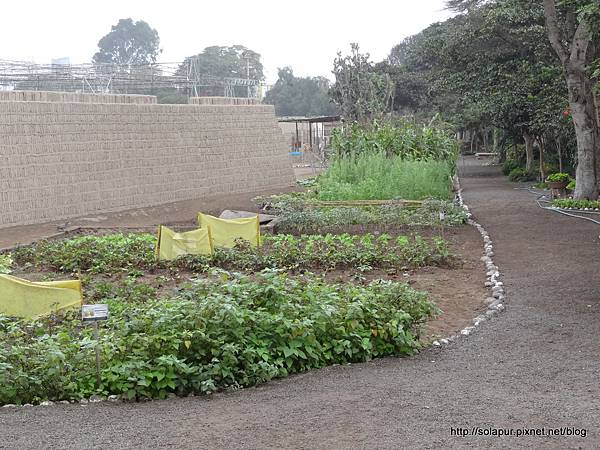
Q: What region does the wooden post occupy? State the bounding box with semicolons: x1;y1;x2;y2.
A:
295;122;299;150
93;322;101;387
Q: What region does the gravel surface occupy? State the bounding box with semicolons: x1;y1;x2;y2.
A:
1;158;599;449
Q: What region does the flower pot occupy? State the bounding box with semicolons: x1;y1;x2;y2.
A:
547;181;568;190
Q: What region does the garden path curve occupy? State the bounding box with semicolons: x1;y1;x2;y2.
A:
1;157;599;449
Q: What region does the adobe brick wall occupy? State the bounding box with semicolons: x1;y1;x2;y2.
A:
0;94;295;228
0;91;156;104
189;97;259;105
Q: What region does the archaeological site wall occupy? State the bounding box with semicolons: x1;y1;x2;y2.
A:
0;92;295;228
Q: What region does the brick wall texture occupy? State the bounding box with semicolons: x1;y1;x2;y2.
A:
0;93;295;228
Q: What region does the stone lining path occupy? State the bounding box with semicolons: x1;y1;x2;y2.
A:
1;158;599;449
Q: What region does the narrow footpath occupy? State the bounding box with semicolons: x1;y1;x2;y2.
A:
1;158;599;449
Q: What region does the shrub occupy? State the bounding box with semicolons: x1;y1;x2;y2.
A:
546;172;571;183
502;159;520;176
0;254;12;274
566;180;576;191
552;199;600;210
508;167;537;182
317;153;453;201
0;270;437;404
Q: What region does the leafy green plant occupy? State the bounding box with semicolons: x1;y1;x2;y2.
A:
552;199;600;210
257;193;468;233
0;270;437;405
508;167;537;182
502;159;521;176
297;177;318;188
0;254;12;274
566;179;576;191
546;172;571;183
172;233;454;273
12;233;157;274
14;230;455;276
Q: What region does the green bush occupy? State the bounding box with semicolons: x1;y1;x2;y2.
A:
552;199;600;210
546;172;571;183
0;270;437;404
0;254;12;274
508;167;537;182
317;153;453;201
502;159;520;176
566;180;576;191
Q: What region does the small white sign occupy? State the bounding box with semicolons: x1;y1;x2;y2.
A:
82;304;109;322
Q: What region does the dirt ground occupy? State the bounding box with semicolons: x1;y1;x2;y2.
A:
0;167;330;250
414;225;487;340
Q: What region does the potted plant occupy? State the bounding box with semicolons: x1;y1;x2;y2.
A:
546;172;571;190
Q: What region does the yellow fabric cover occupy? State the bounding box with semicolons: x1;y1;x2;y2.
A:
0;274;83;318
155;225;213;261
197;213;260;248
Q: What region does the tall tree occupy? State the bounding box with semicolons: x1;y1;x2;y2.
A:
543;0;599;199
179;45;264;97
93;18;161;66
263;67;338;117
330;44;394;122
446;0;599;198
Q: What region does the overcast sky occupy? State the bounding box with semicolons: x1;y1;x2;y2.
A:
0;0;452;84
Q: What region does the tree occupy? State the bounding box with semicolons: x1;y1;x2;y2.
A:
543;0;599;199
93;18;161;66
445;0;599;198
330;44;394;122
179;45;264;97
263;67;338;117
382;0;576;176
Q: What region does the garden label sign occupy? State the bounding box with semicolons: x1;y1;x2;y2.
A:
82;304;108;387
82;304;109;321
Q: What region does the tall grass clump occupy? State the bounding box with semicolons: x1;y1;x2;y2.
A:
318;152;452;200
321;119;459;201
331;120;459;169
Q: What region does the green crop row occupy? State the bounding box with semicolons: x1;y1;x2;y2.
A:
11;231;454;276
0;270;437;405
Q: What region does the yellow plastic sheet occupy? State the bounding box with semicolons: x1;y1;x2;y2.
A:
198;213;260;248
155;225;213;261
0;274;83;319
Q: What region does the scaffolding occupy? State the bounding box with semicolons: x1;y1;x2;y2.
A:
0;60;263;98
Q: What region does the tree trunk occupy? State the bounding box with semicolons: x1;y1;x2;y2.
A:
566;69;599;199
523;131;534;171
556;137;563;173
538;136;546;181
470;130;475;154
543;0;599;199
482;128;489;152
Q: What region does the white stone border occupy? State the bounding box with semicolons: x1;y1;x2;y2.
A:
432;179;505;347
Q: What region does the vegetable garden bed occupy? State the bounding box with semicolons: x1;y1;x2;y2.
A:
0;120;486;406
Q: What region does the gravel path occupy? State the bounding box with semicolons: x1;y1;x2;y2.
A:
1;158;599;449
